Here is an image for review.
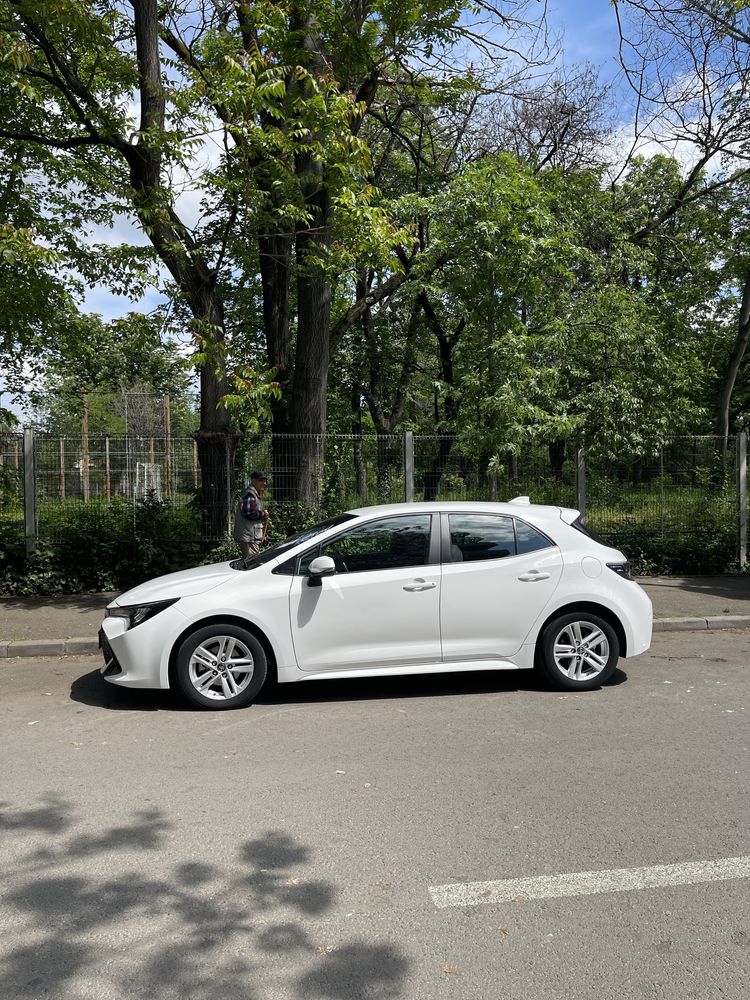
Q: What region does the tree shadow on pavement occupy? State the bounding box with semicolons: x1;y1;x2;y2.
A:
0;798;409;1000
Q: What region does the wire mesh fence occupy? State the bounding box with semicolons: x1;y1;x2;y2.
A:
34;434;201;504
32;434;201;547
412;437;578;506
1;430;746;574
0;432;24;510
584;436;739;571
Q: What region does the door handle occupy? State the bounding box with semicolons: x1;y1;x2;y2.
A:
518;571;551;582
403;580;437;592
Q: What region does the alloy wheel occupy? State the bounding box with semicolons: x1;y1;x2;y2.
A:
187;634;255;701
552;619;610;681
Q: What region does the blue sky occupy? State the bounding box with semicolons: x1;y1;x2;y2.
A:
547;0;622;69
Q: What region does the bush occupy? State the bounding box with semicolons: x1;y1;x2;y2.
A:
0;484;743;595
0;492;200;595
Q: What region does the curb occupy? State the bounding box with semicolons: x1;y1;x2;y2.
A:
651;615;750;633
0;638;99;659
2;616;750;659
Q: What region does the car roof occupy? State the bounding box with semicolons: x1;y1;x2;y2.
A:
344;501;578;523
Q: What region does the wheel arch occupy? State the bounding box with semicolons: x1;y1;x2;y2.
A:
167;615;279;690
534;601;627;661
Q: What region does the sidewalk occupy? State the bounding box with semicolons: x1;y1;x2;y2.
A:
1;576;750;659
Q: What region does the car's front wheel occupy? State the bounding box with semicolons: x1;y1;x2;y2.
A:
175;624;267;710
539;612;619;691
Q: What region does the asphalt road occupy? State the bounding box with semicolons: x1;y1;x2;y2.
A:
0;633;748;1000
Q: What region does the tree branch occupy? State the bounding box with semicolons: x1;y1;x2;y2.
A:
0;128;100;150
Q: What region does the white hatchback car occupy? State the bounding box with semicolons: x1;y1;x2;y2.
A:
99;500;652;709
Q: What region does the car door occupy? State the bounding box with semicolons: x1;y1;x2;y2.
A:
289;513;442;672
439;512;563;661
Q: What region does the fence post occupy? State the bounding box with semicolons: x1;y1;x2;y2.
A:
226;433;232;536
404;431;414;502
59;437;65;500
738;431;747;568
23;427;37;556
81;392;90;501
575;447;586;519
164;394;172;497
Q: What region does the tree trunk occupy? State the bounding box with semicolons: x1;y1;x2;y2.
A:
292;191;331;506
717;269;750;459
259;228;295;499
287;5;333;507
192;284;236;546
131;0;235;544
549;439;565;482
418;293;462;501
292;259;330;507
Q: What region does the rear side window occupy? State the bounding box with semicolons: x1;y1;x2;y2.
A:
515;519;555;554
448;514;515;562
447;513;556;562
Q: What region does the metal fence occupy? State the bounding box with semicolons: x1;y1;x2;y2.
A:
1;430;747;570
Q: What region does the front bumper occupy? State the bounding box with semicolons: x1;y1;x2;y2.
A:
99;602;188;689
98;628;123;677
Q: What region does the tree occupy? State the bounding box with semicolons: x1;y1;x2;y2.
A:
614;0;750;451
31;312;196;435
0;0;551;519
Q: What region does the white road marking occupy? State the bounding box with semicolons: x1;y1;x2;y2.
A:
429;855;750;909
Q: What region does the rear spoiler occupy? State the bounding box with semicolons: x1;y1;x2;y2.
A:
559;507;581;525
508;496;581;525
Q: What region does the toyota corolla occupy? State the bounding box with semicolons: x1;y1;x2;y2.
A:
99;499;652;709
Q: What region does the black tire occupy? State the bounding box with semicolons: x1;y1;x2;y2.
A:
175;623;267;710
538;612;619;691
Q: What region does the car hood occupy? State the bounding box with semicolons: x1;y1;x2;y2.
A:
110;562;237;607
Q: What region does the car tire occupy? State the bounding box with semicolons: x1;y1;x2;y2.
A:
538;612;619;691
175;623;267;710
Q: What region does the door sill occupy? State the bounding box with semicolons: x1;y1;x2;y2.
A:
295;660;522;683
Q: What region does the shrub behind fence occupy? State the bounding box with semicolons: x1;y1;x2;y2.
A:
0;430;746;592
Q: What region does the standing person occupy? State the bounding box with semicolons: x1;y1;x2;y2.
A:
233;471;270;558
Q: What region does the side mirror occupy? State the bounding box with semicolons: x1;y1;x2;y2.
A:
307;555;336;587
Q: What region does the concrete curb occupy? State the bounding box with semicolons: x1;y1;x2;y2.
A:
652;615;750;633
0;638;99;659
2;615;750;658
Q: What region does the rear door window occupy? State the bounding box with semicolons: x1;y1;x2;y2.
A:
448;514;516;562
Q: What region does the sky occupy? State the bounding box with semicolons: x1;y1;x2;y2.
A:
547;0;623;70
2;1;636;422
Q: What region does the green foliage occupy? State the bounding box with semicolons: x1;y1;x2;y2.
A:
0;462;22;511
0;493;200;595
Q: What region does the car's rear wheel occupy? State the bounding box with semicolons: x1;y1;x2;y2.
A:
175;624;267;710
539;612;619;691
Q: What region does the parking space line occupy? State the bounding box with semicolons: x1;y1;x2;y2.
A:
429;855;750;908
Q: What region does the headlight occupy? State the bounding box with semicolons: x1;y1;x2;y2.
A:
105;598;179;630
606;561;633;580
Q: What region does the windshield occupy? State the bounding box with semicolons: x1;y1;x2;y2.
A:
230;513;357;571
